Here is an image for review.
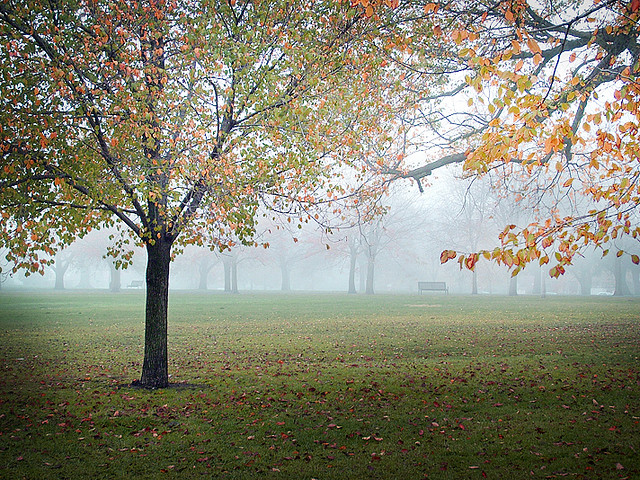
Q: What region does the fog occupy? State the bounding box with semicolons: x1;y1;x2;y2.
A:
3;167;638;296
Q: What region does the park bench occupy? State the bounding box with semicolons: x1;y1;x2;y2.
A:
127;280;144;288
418;281;448;294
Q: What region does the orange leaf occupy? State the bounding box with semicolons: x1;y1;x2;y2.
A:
440;250;456;263
527;38;541;55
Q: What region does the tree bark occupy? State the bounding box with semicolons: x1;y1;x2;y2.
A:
139;239;172;388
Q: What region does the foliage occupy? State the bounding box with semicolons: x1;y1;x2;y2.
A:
370;0;640;278
1;292;639;479
0;0;401;270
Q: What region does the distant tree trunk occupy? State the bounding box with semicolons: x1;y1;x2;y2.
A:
471;269;478;295
53;262;70;290
77;264;93;289
198;261;214;290
631;267;640;296
613;256;631;296
365;256;375;295
224;259;231;292
109;262;121;292
508;275;518;296
358;256;366;293
578;272;592;296
532;267;541;295
280;261;291;291
139;239;171;389
540;268;547;298
348;241;358;294
231;257;238;293
573;262;593;295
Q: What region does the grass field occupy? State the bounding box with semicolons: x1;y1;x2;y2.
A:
0;291;639;479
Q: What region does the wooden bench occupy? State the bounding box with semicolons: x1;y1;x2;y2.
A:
127;280;144;288
418;281;448;294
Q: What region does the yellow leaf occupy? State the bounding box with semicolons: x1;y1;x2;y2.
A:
563;178;573;187
514;59;524;72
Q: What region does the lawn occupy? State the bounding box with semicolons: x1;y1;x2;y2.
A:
1;291;638;479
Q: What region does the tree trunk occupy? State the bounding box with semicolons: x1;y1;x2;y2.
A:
198;261;213;290
139;239;171;388
508;275;518;296
231;258;238;294
613;256;631;296
578;271;593;296
224;259;231;292
631;267;640;296
109;262;121;292
280;261;291;291
53;262;69;290
471;269;478;295
348;247;357;294
532;266;541;295
77;264;93;289
358;257;366;293
365;256;375;295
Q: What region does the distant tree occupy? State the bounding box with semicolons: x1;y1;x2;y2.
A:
50;248;76;290
222;249;239;294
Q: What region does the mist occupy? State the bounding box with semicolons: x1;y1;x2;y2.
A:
3;167;638;297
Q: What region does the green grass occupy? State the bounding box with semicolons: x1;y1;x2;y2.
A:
1;291;639;479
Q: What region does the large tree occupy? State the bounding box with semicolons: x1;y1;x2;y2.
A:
0;0;408;387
